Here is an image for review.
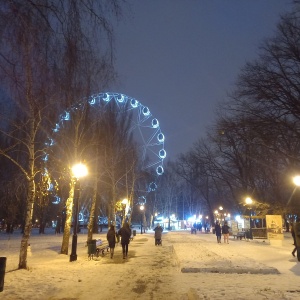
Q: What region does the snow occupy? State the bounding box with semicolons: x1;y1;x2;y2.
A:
1;228;300;300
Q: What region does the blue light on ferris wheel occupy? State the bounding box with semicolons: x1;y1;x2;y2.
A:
159;149;166;159
152;118;159;128
130;99;139;108
156;165;164;175
62;112;70;121
142;106;150;116
117;94;125;103
89;97;96;105
157;133;165;143
79;212;84;222
52;195;61;204
103;93;111;102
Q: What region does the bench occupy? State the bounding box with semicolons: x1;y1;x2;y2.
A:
87;239;109;260
96;239;110;257
191;228;197;234
233;231;246;240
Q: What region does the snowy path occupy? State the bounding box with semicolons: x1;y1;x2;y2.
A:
1;229;300;299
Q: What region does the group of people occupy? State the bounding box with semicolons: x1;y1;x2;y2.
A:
106;222;163;259
106;223;131;259
214;220;230;243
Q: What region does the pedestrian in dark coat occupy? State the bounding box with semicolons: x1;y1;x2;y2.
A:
292;219;300;258
154;223;163;245
215;221;222;243
118;222;132;259
222;221;230;244
107;225;116;259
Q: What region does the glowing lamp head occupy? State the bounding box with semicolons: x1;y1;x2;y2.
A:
293;176;300;187
245;197;253;205
140;205;145;211
72;163;88;179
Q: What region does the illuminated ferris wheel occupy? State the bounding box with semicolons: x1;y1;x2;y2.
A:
48;92;166;205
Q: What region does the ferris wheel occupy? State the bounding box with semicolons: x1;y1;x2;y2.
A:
47;92;166;205
87;92;166;175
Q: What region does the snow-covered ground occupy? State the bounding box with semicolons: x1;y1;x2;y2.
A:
1;228;300;299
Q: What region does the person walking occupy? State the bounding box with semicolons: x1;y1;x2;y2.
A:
215;220;222;243
222;221;230;244
107;225;117;259
291;222;297;257
154;223;163;245
118;222;132;259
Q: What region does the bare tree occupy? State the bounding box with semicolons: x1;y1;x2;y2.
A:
0;0;124;268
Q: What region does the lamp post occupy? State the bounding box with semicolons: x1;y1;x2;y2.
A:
245;197;253;240
140;205;144;234
70;163;88;262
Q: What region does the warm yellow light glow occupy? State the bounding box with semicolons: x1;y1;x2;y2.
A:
72;163;88;179
140;205;145;211
245;197;253;205
219;206;223;211
122;198;128;205
293;176;300;187
214;210;218;214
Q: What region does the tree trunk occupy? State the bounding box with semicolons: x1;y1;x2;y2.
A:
60;179;75;254
87;180;97;242
18;177;35;269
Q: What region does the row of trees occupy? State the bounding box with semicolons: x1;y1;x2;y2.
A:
0;0;127;269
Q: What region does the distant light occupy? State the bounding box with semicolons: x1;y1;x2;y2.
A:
293;176;300;187
245;197;253;205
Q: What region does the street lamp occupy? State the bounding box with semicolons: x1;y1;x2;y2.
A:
287;176;300;206
293;176;300;187
245;197;253;240
140;205;145;234
70;163;88;262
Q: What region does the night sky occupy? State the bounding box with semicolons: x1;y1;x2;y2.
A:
111;0;291;161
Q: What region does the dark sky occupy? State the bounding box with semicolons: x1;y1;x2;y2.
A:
111;0;291;161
